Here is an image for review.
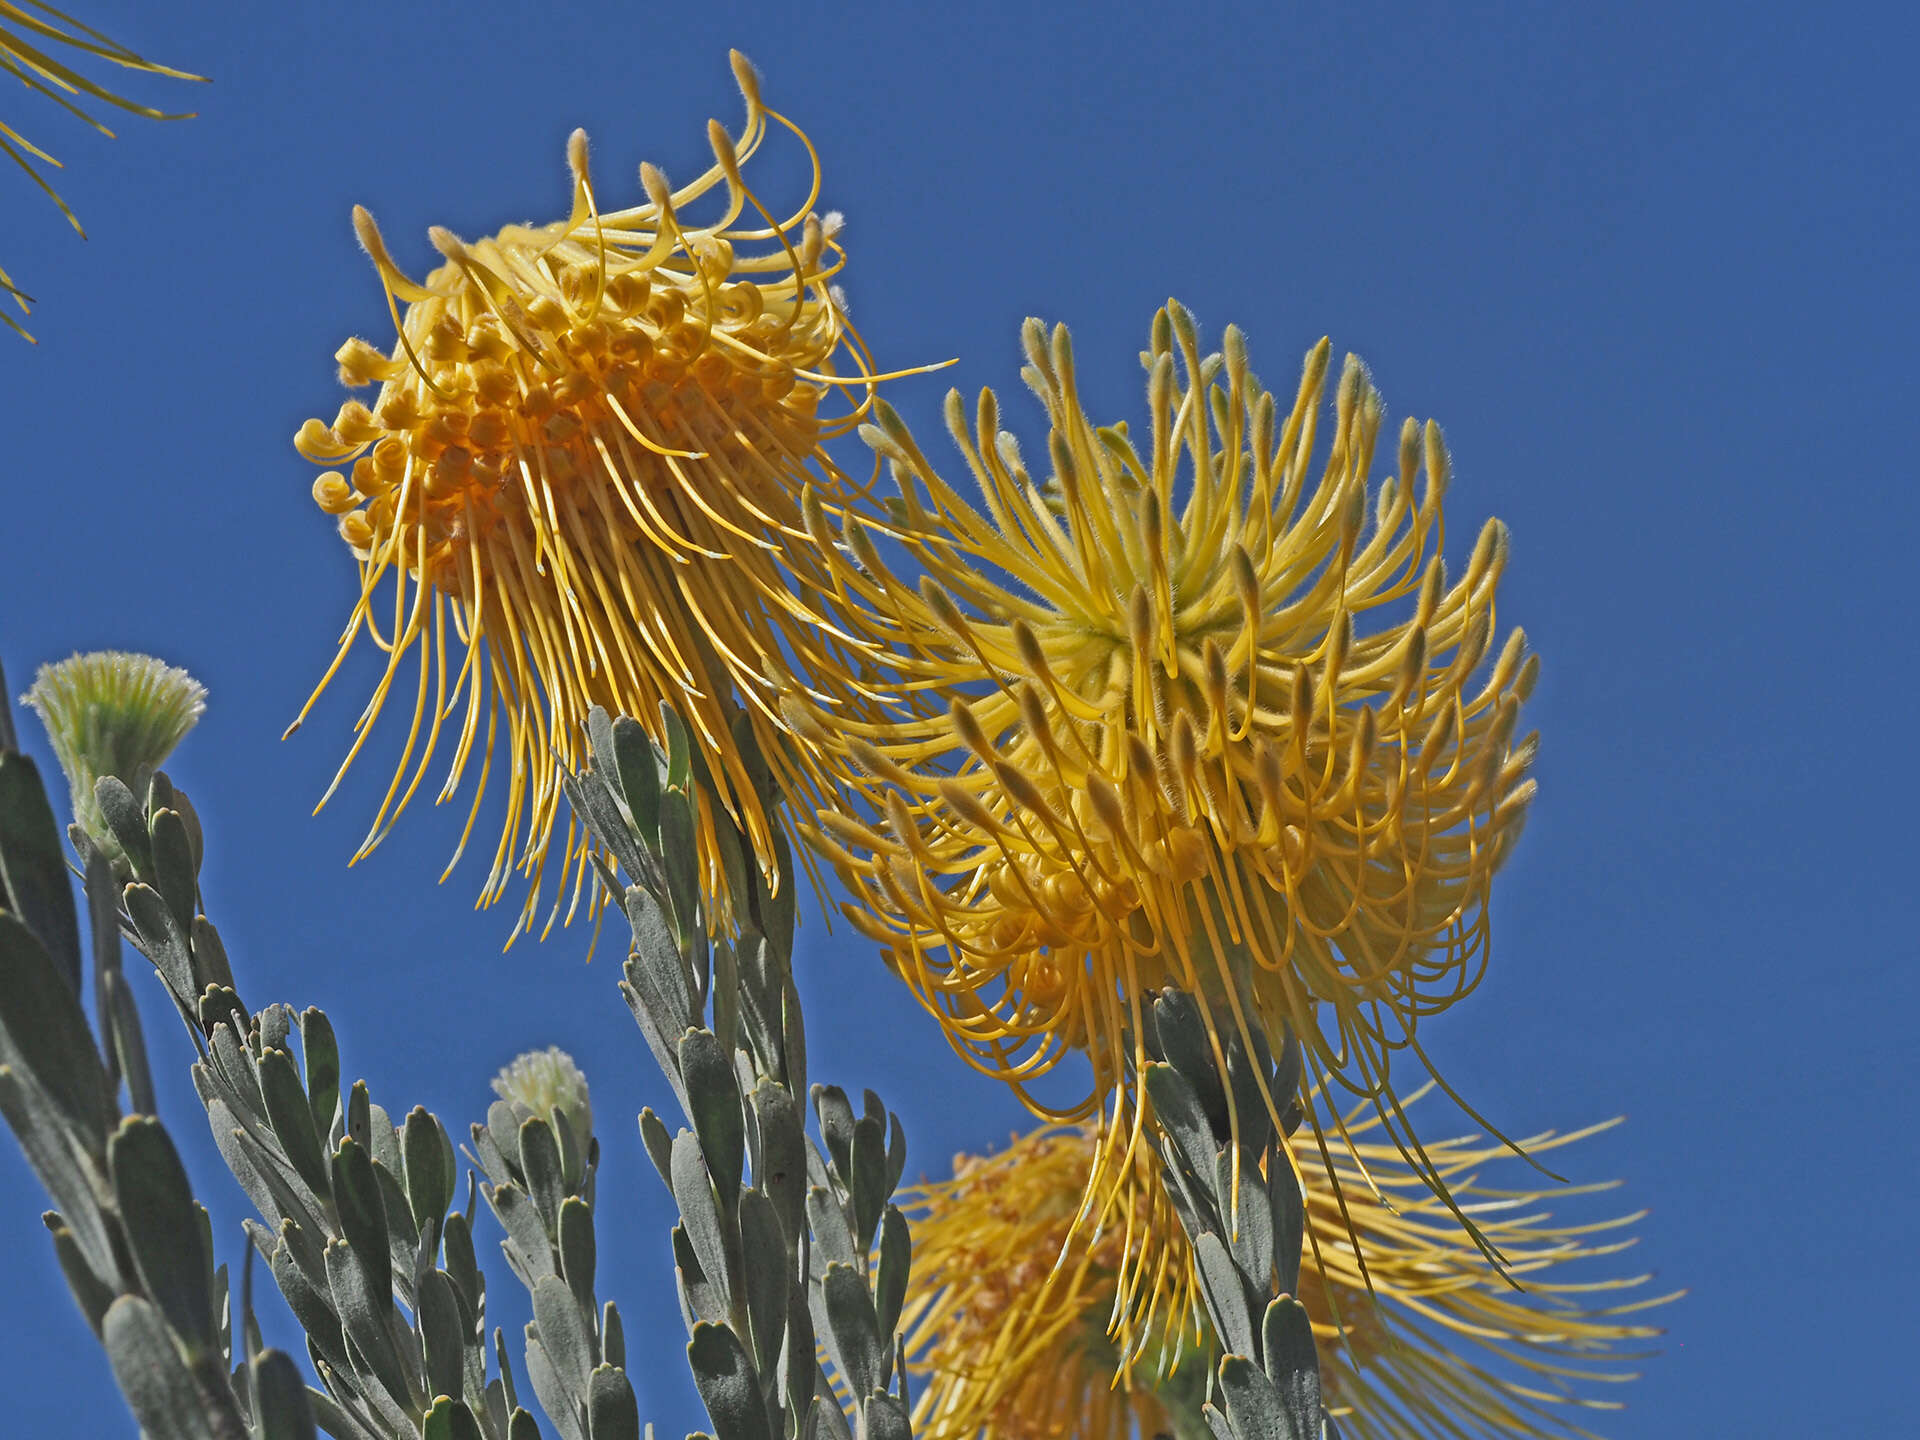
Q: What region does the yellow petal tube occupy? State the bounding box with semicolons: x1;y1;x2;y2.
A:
291;53;913;940
790;302;1537;1235
902;1110;1672;1440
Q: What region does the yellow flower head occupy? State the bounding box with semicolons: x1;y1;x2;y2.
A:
291;53;915;938
791;303;1536;1215
903;1110;1670;1440
900;1125;1202;1440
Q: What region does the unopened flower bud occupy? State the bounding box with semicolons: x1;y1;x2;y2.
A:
492;1046;594;1166
22;652;206;862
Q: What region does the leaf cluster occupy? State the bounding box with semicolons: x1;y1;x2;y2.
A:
0;667;313;1439
1139;990;1340;1440
568;704;918;1440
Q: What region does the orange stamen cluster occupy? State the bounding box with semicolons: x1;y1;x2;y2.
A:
291;53;907;936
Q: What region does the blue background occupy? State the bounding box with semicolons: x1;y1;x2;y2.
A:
3;2;1915;1434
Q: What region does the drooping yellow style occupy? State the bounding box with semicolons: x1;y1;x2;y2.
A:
1;3;203;339
903;1111;1670;1440
293;53;922;938
790;303;1537;1218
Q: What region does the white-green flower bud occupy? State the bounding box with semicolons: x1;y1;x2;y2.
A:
21;652;206;857
491;1046;593;1157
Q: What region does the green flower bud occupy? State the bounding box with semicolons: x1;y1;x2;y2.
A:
22;652;206;857
491;1046;593;1158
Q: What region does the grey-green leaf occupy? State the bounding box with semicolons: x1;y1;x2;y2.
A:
848;1115;887;1258
638;1107;673;1191
423;1396;486;1440
1270;1156;1304;1300
657;789;699;943
327;1138;391;1314
324;1237;410;1409
586;1364;639;1440
533;1271;598;1402
0;751;81;994
812;1086;855;1185
1260;1295;1322;1436
736;1188;788;1377
748;1082;805;1244
267;1232;346;1371
299;1009;341;1148
124;881;195;1008
102;1295;219;1440
558;1196;596;1319
671;1129;732;1313
610;716;661;845
259;1047;330;1198
520;1115;567;1236
404;1105;454;1238
681;1028;744;1204
252;1348;319;1440
96;776;154;881
1146;1062;1219;1204
444;1209;482;1317
101;967;157;1117
863;1391;911;1440
1219;1353;1295;1440
600;1300;625;1371
188;916;235;996
418;1267;467;1405
687;1322;770;1440
148;807;198;948
1193;1232;1255;1362
0;908;113;1151
1152;989;1231;1135
820;1261;880;1402
109;1116;215;1356
874;1206;911;1342
1217;1149;1273;1291
491;1183;557;1286
46;1211;116;1334
806;1186;854;1272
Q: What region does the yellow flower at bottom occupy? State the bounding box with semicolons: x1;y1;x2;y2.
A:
901;1126;1202;1440
902;1109;1671;1440
291;54;916;938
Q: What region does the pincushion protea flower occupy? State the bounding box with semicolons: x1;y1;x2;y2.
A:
903;1110;1669;1440
789;303;1537;1228
291;53;929;939
900;1123;1203;1440
2;3;203;340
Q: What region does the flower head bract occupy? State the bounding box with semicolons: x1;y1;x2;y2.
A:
291;53;923;939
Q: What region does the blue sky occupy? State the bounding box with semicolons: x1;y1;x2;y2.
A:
2;2;1915;1434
